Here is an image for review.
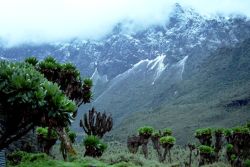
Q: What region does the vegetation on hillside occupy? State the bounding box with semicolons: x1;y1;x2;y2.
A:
1;57;249;167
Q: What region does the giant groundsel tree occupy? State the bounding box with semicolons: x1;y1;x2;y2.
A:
0;61;76;150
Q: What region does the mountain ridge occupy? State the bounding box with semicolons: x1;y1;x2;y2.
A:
0;4;250;143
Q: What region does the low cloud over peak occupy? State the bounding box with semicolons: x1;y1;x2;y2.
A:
0;0;250;47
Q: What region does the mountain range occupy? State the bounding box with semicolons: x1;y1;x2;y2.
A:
1;4;250;144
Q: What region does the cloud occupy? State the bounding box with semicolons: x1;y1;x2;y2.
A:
0;0;249;47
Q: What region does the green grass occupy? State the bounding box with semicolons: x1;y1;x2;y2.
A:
7;140;233;167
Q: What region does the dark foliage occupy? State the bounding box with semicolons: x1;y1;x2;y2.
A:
80;108;113;138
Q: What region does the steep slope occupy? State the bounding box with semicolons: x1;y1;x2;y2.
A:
109;38;250;144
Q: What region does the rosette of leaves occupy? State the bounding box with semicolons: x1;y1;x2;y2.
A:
226;144;234;163
160;136;176;148
198;145;214;154
138;126;154;139
198;145;215;166
224;128;233;143
83;135;107;157
231;126;250;160
137;126;154;158
25;56;93;109
152;131;161;139
195;128;212;146
163;128;172;136
36;127;58;154
159;136;176;163
36;127;57;139
25;56;38;66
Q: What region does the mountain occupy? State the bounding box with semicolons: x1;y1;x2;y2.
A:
107;38;250;144
1;4;250;144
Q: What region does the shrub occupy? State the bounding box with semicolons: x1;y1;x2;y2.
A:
83;135;107;157
226;144;233;152
7;151;47;166
244;159;250;167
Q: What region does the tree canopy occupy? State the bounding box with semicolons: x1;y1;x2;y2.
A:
25;56;92;111
0;61;76;149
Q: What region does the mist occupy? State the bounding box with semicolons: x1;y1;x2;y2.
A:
0;0;250;47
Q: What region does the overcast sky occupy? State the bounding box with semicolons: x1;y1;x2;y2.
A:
0;0;250;47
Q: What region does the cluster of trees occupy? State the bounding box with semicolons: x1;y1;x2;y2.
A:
191;123;250;167
0;56;114;161
127;126;176;163
126;123;250;167
0;56;92;157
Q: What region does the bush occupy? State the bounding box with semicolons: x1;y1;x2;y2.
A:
198;145;214;154
83;135;107;157
226;144;233;152
244;159;250;167
7;151;47;166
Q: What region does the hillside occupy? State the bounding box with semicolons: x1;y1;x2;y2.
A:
109;38;250;144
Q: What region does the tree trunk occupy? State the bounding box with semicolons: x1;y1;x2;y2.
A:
151;137;164;162
55;127;76;156
141;143;148;159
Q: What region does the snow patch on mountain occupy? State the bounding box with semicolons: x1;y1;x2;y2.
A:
148;54;167;84
94;55;167;102
91;68;108;84
176;56;188;80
